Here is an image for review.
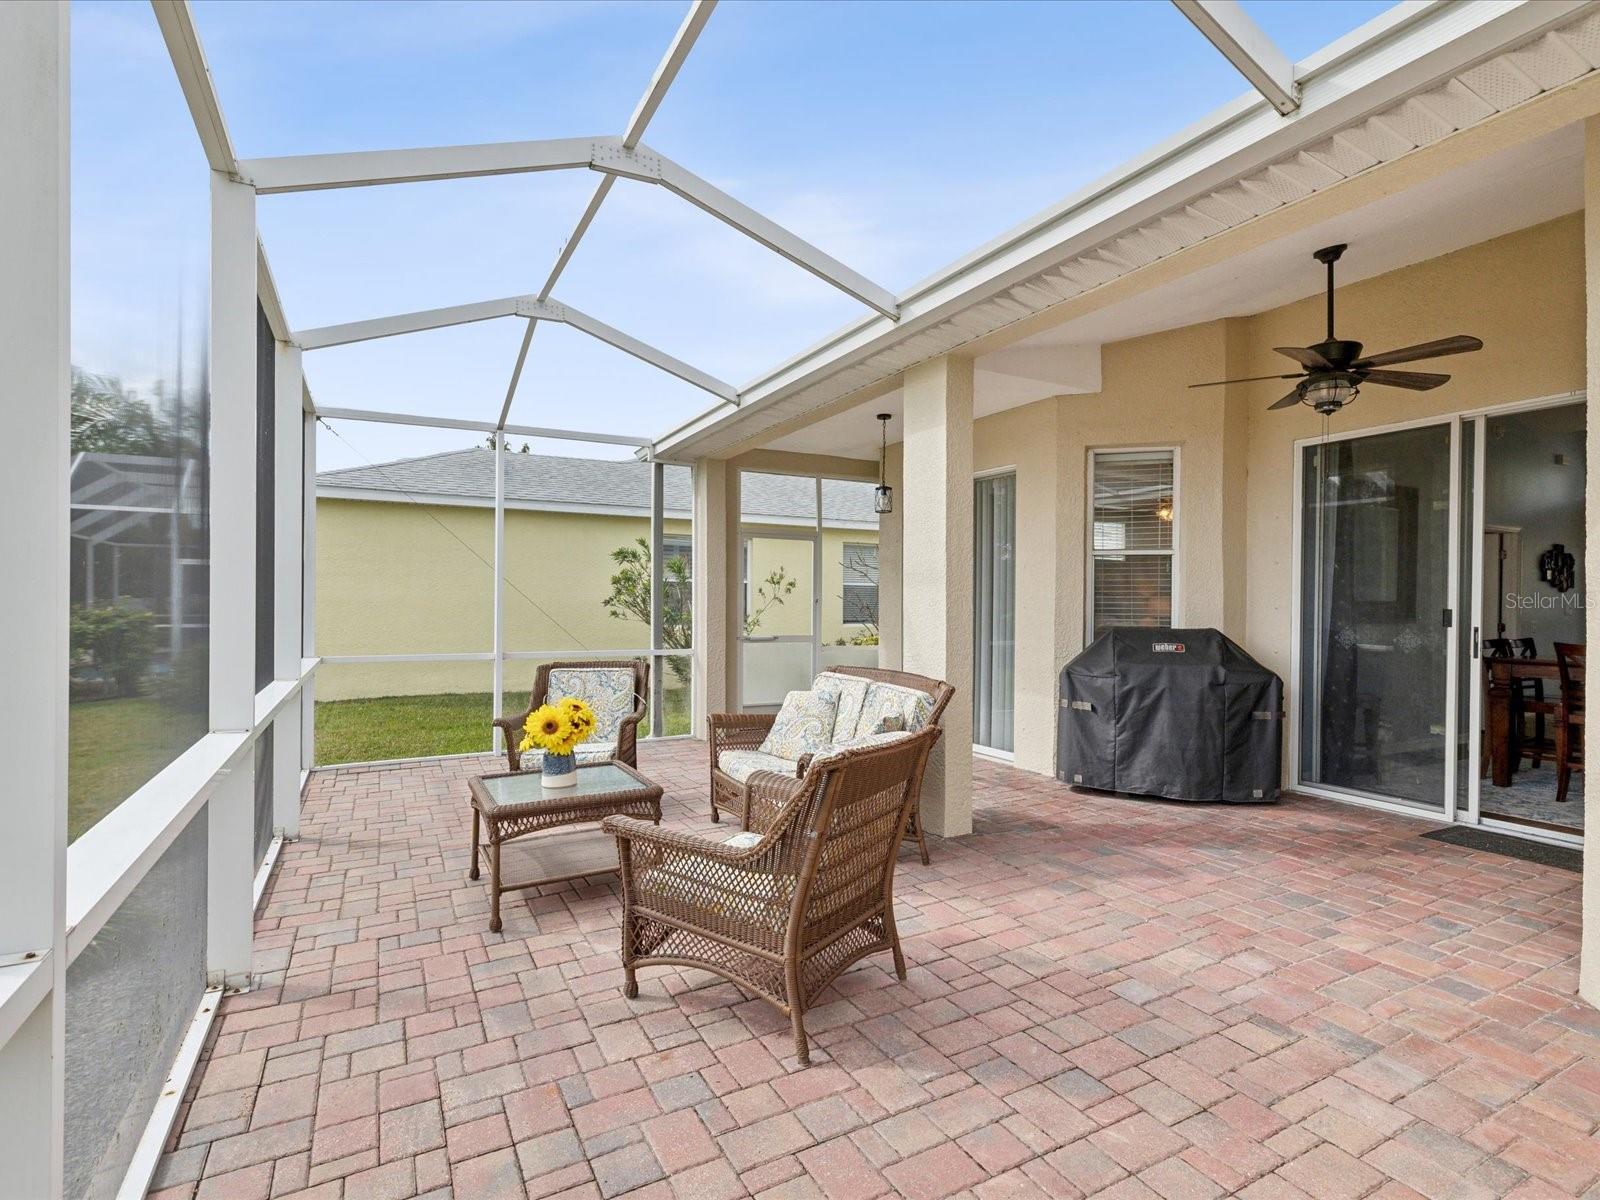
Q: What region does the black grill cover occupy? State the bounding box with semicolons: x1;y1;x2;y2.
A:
1058;627;1282;803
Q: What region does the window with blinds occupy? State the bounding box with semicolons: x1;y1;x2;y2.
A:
841;542;878;624
1089;449;1176;637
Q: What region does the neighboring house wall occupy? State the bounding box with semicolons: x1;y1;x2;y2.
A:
740;525;880;643
316;495;875;699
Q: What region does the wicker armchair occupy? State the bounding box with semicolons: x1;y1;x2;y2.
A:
604;729;936;1066
707;666;955;865
493;659;648;771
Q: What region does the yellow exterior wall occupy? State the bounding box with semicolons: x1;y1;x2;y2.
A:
315;496;875;700
741;526;880;643
951;211;1585;776
315;499;690;699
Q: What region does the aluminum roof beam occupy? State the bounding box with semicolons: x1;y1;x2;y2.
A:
294;295;739;403
247;136;896;318
316;406;652;449
502;1;720;430
1172;0;1299;115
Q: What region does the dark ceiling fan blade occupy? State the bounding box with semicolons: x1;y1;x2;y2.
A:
1351;335;1482;369
1274;345;1334;370
1268;389;1303;410
1188;372;1301;388
1359;369;1449;390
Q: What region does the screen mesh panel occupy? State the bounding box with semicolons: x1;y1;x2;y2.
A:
65;811;207;1200
254;724;275;867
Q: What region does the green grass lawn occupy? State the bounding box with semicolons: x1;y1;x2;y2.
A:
68;696;208;842
315;687;690;766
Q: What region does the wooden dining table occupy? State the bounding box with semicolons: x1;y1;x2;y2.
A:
1485;656;1563;787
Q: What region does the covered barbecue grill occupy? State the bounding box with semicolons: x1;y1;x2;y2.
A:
1058;627;1283;803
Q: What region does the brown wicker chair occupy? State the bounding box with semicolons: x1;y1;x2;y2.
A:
707;666;955;865
493;659;649;771
604;728;937;1066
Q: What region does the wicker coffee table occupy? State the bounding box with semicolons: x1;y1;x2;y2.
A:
468;761;663;932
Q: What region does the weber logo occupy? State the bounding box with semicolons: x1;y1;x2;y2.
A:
1152;642;1186;653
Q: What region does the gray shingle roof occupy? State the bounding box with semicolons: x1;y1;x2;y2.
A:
317;448;876;525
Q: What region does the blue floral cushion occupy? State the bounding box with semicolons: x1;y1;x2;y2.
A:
718;749;801;782
853;682;934;741
519;741;616;772
757;689;839;760
813;672;871;745
547;667;638;741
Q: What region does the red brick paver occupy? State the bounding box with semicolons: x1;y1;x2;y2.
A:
151;742;1598;1200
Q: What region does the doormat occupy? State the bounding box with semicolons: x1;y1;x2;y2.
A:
1421;826;1581;872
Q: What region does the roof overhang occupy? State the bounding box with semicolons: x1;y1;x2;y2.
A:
653;0;1600;462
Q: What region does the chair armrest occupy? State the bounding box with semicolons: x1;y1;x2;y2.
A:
492;714;530;771
744;769;808;834
708;712;775;763
603;815;767;861
616;699;646;766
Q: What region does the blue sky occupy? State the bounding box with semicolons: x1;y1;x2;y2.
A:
76;1;1394;470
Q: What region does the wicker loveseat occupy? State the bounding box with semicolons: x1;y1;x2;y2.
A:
707;666;954;864
604;728;937;1066
493;659;648;771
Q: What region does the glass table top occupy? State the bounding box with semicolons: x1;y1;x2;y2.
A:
476;762;645;807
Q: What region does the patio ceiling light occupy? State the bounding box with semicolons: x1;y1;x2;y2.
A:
1300;374;1360;415
874;413;893;515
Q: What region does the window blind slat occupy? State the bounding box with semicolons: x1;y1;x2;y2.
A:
1091;450;1175;635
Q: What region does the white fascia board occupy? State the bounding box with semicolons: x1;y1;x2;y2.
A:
589;143;898;318
295;296;530;350
1173;0;1299;115
654;0;1586;458
240;136;606;194
519;298;740;402
151;0;236;173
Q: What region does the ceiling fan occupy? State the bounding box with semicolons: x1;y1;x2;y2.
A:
1189;243;1482;415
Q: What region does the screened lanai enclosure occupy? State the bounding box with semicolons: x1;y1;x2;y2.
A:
11;0;1600;1197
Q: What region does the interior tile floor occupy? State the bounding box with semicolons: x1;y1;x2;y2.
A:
152;741;1599;1200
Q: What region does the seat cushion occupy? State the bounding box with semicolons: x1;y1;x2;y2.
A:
813;672;872;745
757;689;838;760
518;741;616;772
546;667;638;741
854;681;935;740
717;749;801;783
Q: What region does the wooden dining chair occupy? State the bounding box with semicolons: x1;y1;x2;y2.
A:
1555;642;1585;804
1483;638;1552;770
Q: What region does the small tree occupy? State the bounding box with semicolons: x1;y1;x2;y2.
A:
602;538;691;684
743;567;797;636
837;544;879;645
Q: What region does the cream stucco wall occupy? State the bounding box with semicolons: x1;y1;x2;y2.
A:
1241;213;1585;687
895;211;1586;781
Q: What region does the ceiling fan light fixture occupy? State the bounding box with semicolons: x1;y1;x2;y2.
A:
1301;374;1359;415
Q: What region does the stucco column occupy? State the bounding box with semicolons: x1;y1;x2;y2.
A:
876;442;903;670
1582;118;1600;1007
902;356;974;838
692;458;729;734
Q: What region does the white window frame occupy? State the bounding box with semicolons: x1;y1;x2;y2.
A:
841;540;878;626
1085;446;1181;641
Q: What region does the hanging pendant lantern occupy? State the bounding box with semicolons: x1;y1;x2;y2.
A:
874;413;894;514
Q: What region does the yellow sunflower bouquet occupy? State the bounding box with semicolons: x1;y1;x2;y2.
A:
520;696;597;787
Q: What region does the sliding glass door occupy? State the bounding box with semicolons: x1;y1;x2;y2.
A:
974;473;1016;753
1298;423;1455;811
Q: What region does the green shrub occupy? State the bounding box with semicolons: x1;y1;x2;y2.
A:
71;605;157;698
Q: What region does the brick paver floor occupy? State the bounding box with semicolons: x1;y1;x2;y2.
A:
152;741;1600;1199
